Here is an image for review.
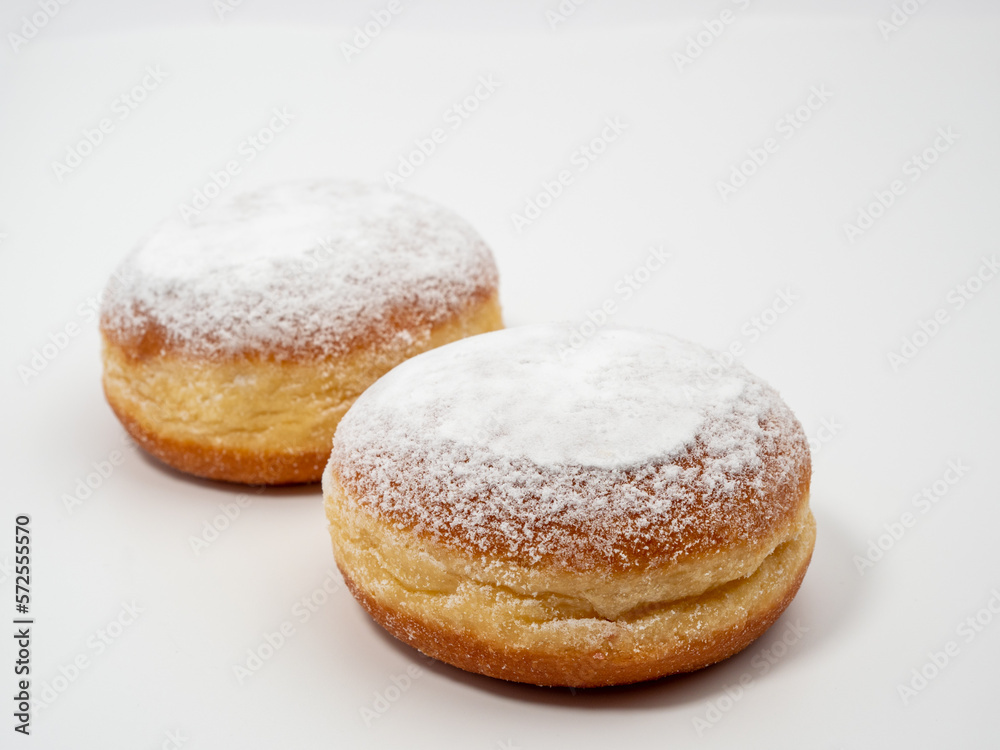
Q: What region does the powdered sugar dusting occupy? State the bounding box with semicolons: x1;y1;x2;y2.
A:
100;181;498;357
329;325;811;570
352;326;747;469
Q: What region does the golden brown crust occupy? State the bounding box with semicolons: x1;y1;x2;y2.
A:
105;398;329;485
337;529;813;687
326;445;815;686
102;293;502;485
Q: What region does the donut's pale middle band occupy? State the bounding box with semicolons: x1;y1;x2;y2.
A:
323;466;814;621
100;293;502;484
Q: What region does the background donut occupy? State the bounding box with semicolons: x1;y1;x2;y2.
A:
100;181;502;484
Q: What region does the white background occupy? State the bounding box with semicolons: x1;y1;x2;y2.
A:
1;1;999;748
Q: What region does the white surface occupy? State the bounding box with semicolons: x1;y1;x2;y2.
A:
1;3;999;748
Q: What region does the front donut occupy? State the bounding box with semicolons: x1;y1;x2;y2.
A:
323;323;815;687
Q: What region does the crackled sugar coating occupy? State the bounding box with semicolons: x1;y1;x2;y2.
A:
330;324;811;571
100;181;499;359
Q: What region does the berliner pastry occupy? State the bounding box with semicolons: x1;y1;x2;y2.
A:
324;324;814;687
100;181;502;485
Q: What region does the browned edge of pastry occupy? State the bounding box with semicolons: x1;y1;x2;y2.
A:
103;293;503;485
339;540;814;688
103;401;330;485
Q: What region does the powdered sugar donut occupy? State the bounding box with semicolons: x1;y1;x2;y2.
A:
100;181;502;484
324;324;814;687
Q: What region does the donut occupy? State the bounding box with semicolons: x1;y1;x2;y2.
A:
323;324;814;687
100;181;502;485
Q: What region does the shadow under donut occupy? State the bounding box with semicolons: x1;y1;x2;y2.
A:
134;448;323;499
